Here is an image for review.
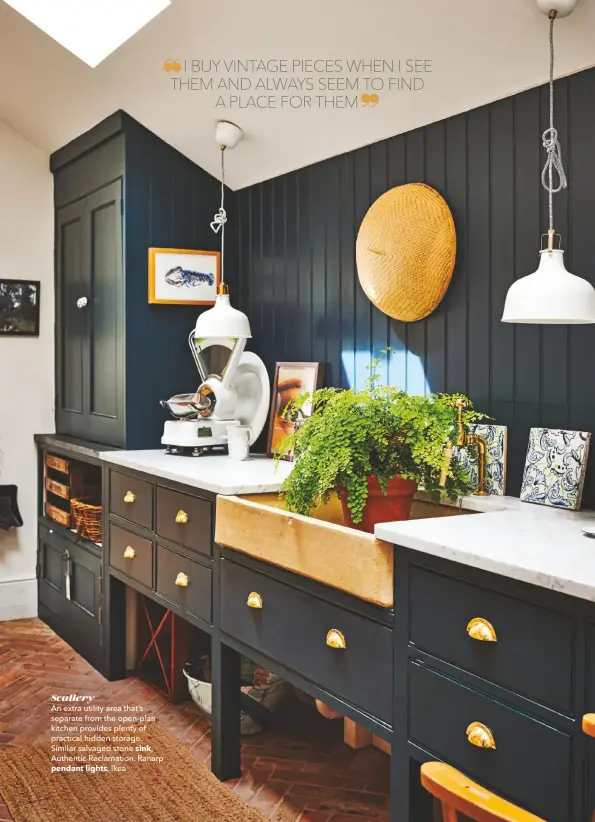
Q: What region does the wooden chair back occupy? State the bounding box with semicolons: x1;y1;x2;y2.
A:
583;713;595;738
420;762;545;822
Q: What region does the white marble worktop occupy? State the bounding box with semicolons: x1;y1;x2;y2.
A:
376;494;595;602
98;450;293;495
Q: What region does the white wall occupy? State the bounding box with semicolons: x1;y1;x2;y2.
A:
0;120;54;620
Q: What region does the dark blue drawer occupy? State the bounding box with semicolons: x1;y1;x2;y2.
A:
409;661;573;822
409;564;574;713
221;558;393;723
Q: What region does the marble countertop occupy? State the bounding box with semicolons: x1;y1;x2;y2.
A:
375;494;595;602
98;449;293;495
35;433;120;458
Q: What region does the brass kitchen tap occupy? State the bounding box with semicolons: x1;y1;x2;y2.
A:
438;399;489;496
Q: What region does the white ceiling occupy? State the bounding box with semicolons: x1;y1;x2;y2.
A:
1;0;595;189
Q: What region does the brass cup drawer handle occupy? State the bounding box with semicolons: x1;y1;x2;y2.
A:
123;546;136;559
175;572;189;588
466;721;496;749
175;509;188;524
247;592;263;609
123;491;135;504
467;617;497;642
326;629;347;650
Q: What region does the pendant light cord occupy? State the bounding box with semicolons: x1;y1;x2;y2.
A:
210;146;227;284
541;10;567;233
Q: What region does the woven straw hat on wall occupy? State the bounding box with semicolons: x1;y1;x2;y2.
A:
356;183;456;322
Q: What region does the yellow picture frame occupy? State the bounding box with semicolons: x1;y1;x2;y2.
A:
148;247;220;305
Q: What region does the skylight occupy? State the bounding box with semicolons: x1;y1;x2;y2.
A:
3;0;171;67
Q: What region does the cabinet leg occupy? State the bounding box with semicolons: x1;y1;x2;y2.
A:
210;638;241;781
105;575;126;680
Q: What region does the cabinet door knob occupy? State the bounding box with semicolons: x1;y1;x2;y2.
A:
326;629;347;650
124;491;135;504
466;722;496;750
247;591;263;609
175;572;189;588
123;546;135;559
467;617;497;642
76;296;88;308
175;509;188;524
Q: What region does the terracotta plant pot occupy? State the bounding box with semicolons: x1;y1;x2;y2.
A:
339;475;418;534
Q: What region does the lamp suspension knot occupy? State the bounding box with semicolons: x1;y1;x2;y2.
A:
541;126;567;194
541;10;567;235
210;207;227;233
211;145;227;282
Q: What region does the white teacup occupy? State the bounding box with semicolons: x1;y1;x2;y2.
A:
227;425;250;461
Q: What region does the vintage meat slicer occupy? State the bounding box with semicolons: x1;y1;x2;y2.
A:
160;286;270;456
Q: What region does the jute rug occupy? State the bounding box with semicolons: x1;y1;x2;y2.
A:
0;722;266;822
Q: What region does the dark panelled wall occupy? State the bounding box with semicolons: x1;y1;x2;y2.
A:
124;116;236;448
235;67;595;504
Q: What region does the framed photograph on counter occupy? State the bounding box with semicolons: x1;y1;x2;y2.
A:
148;247;220;305
267;362;325;460
0;279;40;336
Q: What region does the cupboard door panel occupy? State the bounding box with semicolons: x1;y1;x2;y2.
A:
38;523;103;671
87;180;125;446
54;180;124;446
56;198;86;429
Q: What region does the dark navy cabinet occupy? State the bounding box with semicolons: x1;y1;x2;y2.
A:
394;548;593;822
51;111;225;449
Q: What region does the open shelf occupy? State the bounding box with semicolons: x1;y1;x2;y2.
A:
42;450;103;548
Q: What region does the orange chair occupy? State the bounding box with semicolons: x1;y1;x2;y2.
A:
420;762;545;822
583;713;595;738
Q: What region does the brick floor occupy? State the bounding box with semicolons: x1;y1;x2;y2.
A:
0;619;390;821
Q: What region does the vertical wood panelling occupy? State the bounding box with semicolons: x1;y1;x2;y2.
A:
237;68;595;506
386;135;408;390
325;158;342;387
340;153;356;387
511;88;542;493
370;141;389;385
311;166;327;369
466;107;491;408
425;121;447;394
444;114;468;395
354;147;372;388
285;173;299;366
489;99;515;426
297;171;312;362
405;130;427;396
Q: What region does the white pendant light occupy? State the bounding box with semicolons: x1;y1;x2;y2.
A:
195;121;252;340
502;0;595;324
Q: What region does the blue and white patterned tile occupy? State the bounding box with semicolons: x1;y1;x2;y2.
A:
458;424;507;496
520;427;591;510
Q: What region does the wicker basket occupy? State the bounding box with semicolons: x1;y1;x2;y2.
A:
71;498;103;543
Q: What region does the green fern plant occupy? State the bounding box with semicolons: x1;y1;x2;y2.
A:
274;355;487;524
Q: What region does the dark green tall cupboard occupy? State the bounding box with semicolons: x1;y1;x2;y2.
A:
52;111;227;449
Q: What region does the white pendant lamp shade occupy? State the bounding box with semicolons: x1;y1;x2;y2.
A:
502;2;595;325
502;249;595;324
194;293;252;339
196;121;251;340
